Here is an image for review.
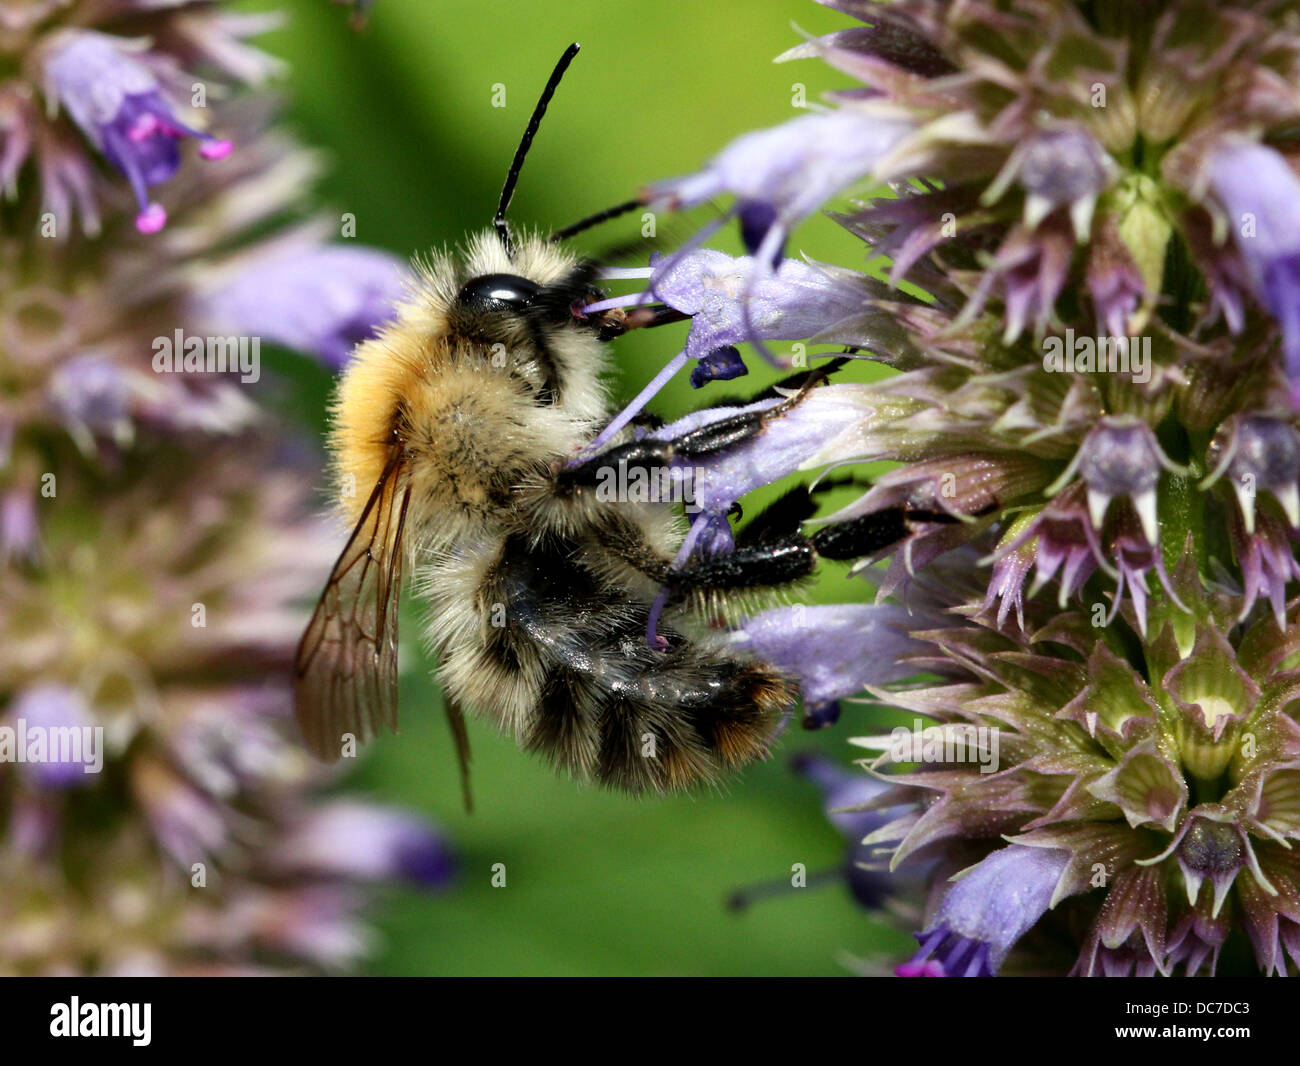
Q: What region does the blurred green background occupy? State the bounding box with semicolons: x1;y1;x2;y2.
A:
245;0;911;975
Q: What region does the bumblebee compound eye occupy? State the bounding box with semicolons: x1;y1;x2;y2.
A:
454;273;542;314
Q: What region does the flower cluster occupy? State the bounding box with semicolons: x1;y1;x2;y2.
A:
0;1;441;974
630;0;1300;975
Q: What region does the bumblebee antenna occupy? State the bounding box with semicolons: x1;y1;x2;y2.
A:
494;42;581;257
548;198;640;243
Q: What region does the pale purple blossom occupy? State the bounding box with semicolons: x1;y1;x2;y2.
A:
1207;139;1300;399
985;125;1115;237
44;31;232;233
650;384;877;532
195;245;409;368
735;604;935;710
898;846;1071;977
1050;416;1179;543
791;752;898;908
6;685;99;789
1205;413;1300;532
649;108;913;264
277;802;455;887
580;252;873;453
1231;509;1300;626
650;250;869;364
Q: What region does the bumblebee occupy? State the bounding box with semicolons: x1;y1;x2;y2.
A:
293;46;826;801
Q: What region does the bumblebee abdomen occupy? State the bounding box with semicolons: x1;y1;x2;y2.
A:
422;531;795;793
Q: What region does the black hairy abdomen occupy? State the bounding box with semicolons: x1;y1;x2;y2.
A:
478;533;794;792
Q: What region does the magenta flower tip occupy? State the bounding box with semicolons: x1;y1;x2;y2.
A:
199;139;233;162
896;959;946;978
135;203;167;234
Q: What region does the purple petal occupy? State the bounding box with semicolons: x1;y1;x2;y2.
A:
651;108;912;230
44;32;231;230
736;603;935;707
279;802;454;887
903;845;1070;975
650;384;876;517
689;345;748;388
195;245;409;369
790;750;889;836
5;684;101;789
1208;139;1300;380
650;249;869;364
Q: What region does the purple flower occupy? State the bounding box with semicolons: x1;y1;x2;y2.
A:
1108;527;1184;638
6;684;100;789
982;538;1033;631
277;802;455;887
996;485;1107;607
1204;413;1300;532
1229;509;1300;627
1166;909;1228;978
957;218;1074;343
791;752;898;908
579;255;872;453
1048;416;1179;543
791;750;889;838
46;353;133;453
587;250;872;365
44;31;232;234
690;345;748;388
0;487;40;566
984;125;1115;238
898;845;1071;977
1206;139;1300;398
194;245;409;369
735;603;936;709
649;108;913;263
1087;218;1148;337
652;250;869;365
650;384;877;531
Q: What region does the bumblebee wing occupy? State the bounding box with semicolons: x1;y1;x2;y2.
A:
295;454;411;760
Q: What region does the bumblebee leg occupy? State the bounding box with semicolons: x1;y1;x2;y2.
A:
562;362;839;493
659;535;817;592
735;476;875;547
591;512;815;593
735;486;820;547
559;404;791;495
808;509;915;560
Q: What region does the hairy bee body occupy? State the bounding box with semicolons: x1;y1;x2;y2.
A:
298;231;795;794
331;233;608;539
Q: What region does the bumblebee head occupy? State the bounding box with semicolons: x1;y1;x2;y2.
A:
444;231;626;349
